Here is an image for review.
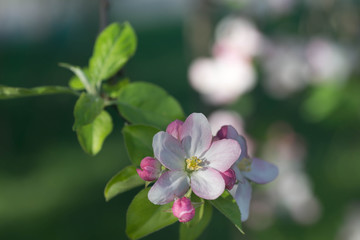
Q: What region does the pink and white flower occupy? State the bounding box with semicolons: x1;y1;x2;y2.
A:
148;113;241;205
217;125;278;221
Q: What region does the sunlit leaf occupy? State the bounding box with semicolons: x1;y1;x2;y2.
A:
117;82;185;129
122;124;160;166
76;110;113;155
0;85;78;99
59;63;95;94
68;68;90;91
104;165;144;201
126;188;177;240
73;93;104;129
180;196;213;240
89;22;137;83
209;191;243;233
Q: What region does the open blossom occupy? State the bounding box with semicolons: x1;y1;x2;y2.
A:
136;157;162;181
217;125;278;221
148;113;241;205
172;197;195;222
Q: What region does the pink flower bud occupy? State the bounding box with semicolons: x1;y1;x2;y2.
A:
216;125;229;140
136;157;161;181
220;168;236;190
172;197;195;222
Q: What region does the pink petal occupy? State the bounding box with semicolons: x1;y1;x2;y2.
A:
180;113;212;157
203;139;241;172
243;158;279;184
153;131;186;171
190;168;225;200
148;170;190;205
229;179;252;221
166;120;184;140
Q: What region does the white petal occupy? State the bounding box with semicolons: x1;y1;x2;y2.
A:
153;131;186;170
148;170;190;205
230;180;252;221
190;168;225;200
243;158;278;184
203;139;241;172
180;113;212;157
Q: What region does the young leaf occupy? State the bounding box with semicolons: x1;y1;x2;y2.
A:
59;63;95;94
0;85;78;99
76;110;113;155
209;192;243;234
102;78;130;98
89;22;137;83
73;93;104;129
68;68;90;91
179;197;213;240
122;124;160;166
117;82;185;129
126;188;177;240
104;165;144;201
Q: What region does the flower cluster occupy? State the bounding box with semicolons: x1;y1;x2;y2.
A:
137;113;278;222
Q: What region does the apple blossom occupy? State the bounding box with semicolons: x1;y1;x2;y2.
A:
217;125;278;221
148;113;241;205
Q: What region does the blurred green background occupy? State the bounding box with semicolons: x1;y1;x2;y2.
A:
0;0;360;239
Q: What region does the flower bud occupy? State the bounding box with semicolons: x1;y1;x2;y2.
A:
172;197;195;222
136;157;161;181
220;168;236;190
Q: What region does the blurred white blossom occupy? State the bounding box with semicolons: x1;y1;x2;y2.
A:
306;37;352;84
261;40;311;98
336;204;360;240
189;57;256;105
247;123;322;227
214;16;263;59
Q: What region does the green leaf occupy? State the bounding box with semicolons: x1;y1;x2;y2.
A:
0;85;78;99
209;191;243;233
76;110;113;155
126;188;177;240
68;68;90;91
73;93;104;129
122;124;160;166
59;63;95;94
180;196;213;240
117;82;185;129
104;165;144;201
302;84;343;122
89;22;137;83
102;78;130;98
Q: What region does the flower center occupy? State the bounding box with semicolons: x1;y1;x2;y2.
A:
238;157;252;172
186;156;202;171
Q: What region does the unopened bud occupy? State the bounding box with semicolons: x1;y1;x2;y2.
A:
136;157;161;181
172;197;195;222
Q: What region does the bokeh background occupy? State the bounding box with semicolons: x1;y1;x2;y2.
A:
1;0;360;239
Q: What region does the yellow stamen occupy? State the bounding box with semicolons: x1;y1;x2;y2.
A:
186;156;202;171
238;157;252;172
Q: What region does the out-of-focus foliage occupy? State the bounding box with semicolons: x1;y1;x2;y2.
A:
0;0;360;239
